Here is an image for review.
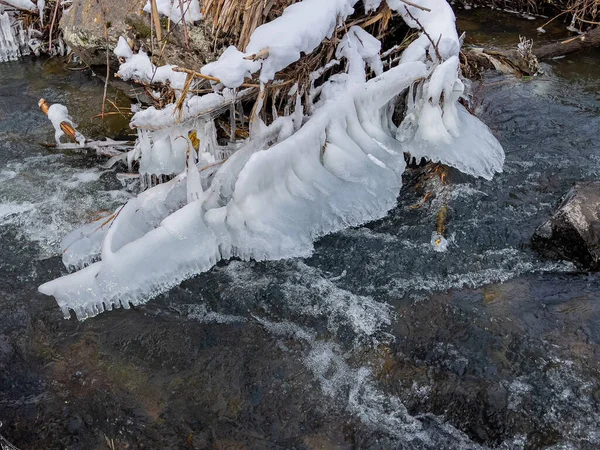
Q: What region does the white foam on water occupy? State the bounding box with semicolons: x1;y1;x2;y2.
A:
340;227;415;245
64;169;110;187
210;260;490;446
0;154;132;258
383;253;575;300
449;183;489;200
221;260;394;346
0;170;17;182
0;201;34;224
186;304;247;324
254;315;483;448
279;261;393;345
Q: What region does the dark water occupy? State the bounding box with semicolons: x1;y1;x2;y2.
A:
1;18;600;450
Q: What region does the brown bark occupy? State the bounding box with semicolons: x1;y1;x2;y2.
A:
534;27;600;59
463;26;600;78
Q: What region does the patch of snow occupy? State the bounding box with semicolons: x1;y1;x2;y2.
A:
143;0;201;24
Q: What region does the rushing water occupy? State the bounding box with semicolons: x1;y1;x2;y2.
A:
1;15;600;450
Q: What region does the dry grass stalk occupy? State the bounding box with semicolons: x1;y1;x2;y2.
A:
202;0;295;49
102;21;110;119
150;0;163;41
175;72;195;121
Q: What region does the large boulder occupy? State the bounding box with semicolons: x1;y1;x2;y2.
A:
532;182;600;270
60;0;214;69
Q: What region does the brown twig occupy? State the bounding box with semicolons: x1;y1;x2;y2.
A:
102;21;110;119
400;0;431;13
48;0;61;53
178;0;191;51
175;72;195;122
410;192;432;209
403;6;442;61
199;159;227;173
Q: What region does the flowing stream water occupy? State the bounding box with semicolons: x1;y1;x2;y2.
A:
1;12;600;450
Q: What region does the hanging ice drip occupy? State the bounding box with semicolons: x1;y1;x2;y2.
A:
0;11;29;62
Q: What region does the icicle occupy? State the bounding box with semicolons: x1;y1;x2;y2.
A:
36;0;45;26
0;12;20;62
229;89;237;142
186;149;203;204
16;19;28;55
0;9;33;62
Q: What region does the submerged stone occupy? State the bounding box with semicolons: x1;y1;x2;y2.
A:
532;181;600;270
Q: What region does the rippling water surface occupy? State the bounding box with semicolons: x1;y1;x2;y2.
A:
1;17;600;450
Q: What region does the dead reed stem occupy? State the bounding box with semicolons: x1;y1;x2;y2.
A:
150;0;163;41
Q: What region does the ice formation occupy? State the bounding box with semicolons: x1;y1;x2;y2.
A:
2;0;36;11
36;0;44;25
39;0;505;320
47;103;86;145
116;48;188;90
0;1;64;60
0;10;29;62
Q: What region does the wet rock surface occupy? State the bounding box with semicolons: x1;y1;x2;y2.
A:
533;182;600;270
1;263;600;449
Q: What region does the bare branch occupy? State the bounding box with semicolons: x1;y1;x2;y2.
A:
403;6;442;61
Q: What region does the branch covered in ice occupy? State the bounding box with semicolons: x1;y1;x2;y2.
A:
202;0;359;87
47;103;86;145
396;56;504;179
40;59;428;319
39;0;505;320
389;0;504;178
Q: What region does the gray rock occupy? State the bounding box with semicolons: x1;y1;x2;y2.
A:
0;334;14;364
532;182;600;270
60;0;215;69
